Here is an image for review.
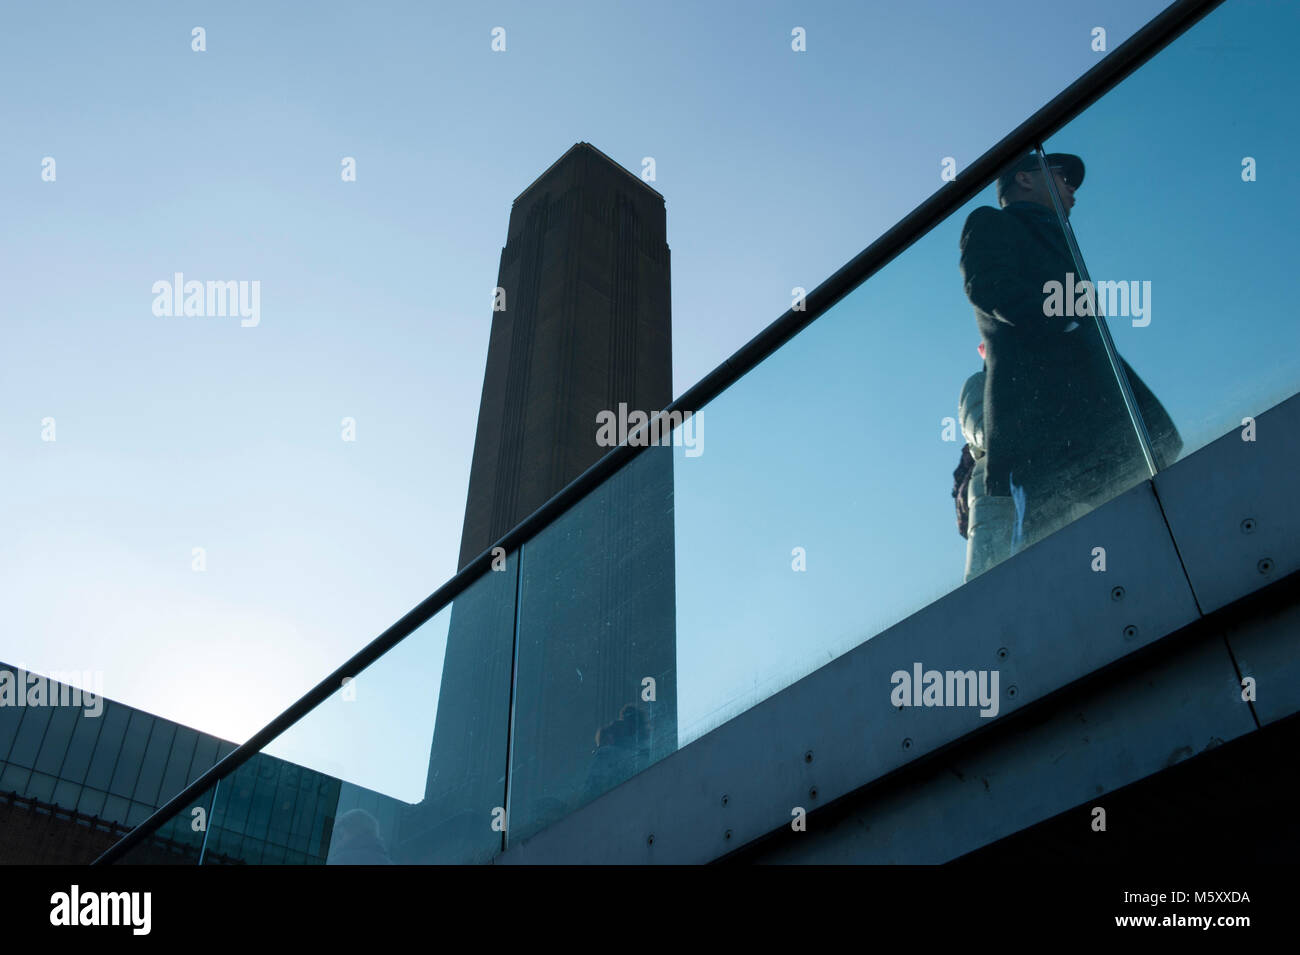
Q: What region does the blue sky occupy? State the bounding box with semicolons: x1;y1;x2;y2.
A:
5;0;1295;800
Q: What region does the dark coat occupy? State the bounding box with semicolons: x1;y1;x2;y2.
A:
959;201;1182;507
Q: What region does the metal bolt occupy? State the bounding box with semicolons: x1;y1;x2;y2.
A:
646;833;655;846
720;794;729;808
1241;518;1256;534
902;737;913;750
1258;558;1274;575
1007;684;1018;699
996;647;1009;660
724;829;733;840
1111;586;1125;601
809;787;818;799
1123;625;1138;641
804;750;814;764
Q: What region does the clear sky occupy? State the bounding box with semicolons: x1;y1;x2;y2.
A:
5;0;1295;800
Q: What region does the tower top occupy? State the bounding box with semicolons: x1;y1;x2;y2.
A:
513;142;665;207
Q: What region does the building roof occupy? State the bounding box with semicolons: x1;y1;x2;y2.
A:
512;141;665;206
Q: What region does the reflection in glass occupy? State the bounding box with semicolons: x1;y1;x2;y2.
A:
510;444;677;843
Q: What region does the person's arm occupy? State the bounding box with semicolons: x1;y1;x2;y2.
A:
959;207;1054;336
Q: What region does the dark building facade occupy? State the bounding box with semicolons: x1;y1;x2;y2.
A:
0;662;388;865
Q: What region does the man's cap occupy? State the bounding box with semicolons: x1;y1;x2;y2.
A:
995;152;1085;202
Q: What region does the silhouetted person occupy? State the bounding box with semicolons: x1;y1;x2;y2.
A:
327;808;392;865
954;345;996;582
959;151;1181;563
582;703;649;805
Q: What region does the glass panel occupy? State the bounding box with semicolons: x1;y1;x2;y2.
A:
102;794;130;825
508;166;1150;840
1;763;31;793
262;844;286;865
266;763;302;849
6;704;53;767
83;701;129;790
26;771;56;802
56;704;104;784
511;445;676;842
131;719;176;806
114;558;517;865
242;759;279;843
126;802;152;827
1043;0;1300;461
238;839;265;865
32;701;78;775
157;726;198;802
186;734;221;784
52;779;81;811
0;668;25;758
116;783;219;865
76;786;106;818
107;710;153;798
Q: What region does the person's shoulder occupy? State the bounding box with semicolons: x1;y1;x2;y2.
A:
961;204;1007;234
960;204;1018;252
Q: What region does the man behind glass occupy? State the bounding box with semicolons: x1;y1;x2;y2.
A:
958;151;1181;570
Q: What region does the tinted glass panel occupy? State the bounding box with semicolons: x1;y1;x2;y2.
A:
102;794;130;824
7;704;53;767
108;710;154;798
187;734;221;783
77;787;106;818
58;706;105;784
117;783;219;865
1042;0;1300;461
52;779;81;811
26;771;56;802
33;705;79;776
0;668;28;759
83;702;129;790
157;726;198;802
128;720;174;806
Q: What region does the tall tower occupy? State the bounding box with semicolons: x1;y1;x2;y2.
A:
457;142;673;569
402;144;677;860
